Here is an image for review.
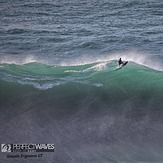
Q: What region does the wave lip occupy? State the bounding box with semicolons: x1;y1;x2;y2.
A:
0;51;163;72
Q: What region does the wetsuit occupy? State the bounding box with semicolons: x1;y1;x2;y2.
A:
118;58;123;66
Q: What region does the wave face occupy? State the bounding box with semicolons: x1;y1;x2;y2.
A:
1;60;163;162
0;60;163;90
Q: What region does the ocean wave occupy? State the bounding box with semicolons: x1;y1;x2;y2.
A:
0;51;162;71
0;59;163;91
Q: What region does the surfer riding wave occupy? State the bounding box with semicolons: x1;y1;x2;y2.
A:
118;58;123;66
116;58;128;70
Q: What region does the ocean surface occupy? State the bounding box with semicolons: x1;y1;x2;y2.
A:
0;0;163;162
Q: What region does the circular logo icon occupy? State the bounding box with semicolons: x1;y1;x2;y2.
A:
1;144;11;152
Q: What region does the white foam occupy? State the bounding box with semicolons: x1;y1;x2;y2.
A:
85;62;108;72
109;50;163;71
93;83;103;87
64;70;81;73
0;54;37;65
60;50;163;72
18;80;66;90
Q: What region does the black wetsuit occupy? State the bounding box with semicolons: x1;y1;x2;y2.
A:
118;58;123;66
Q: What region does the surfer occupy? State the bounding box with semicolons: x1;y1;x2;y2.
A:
118;58;123;66
115;58;128;70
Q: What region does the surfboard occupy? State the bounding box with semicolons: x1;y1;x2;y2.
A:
115;61;128;71
121;61;128;67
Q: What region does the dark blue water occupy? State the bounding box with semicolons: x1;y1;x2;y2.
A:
0;0;163;64
0;0;163;162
